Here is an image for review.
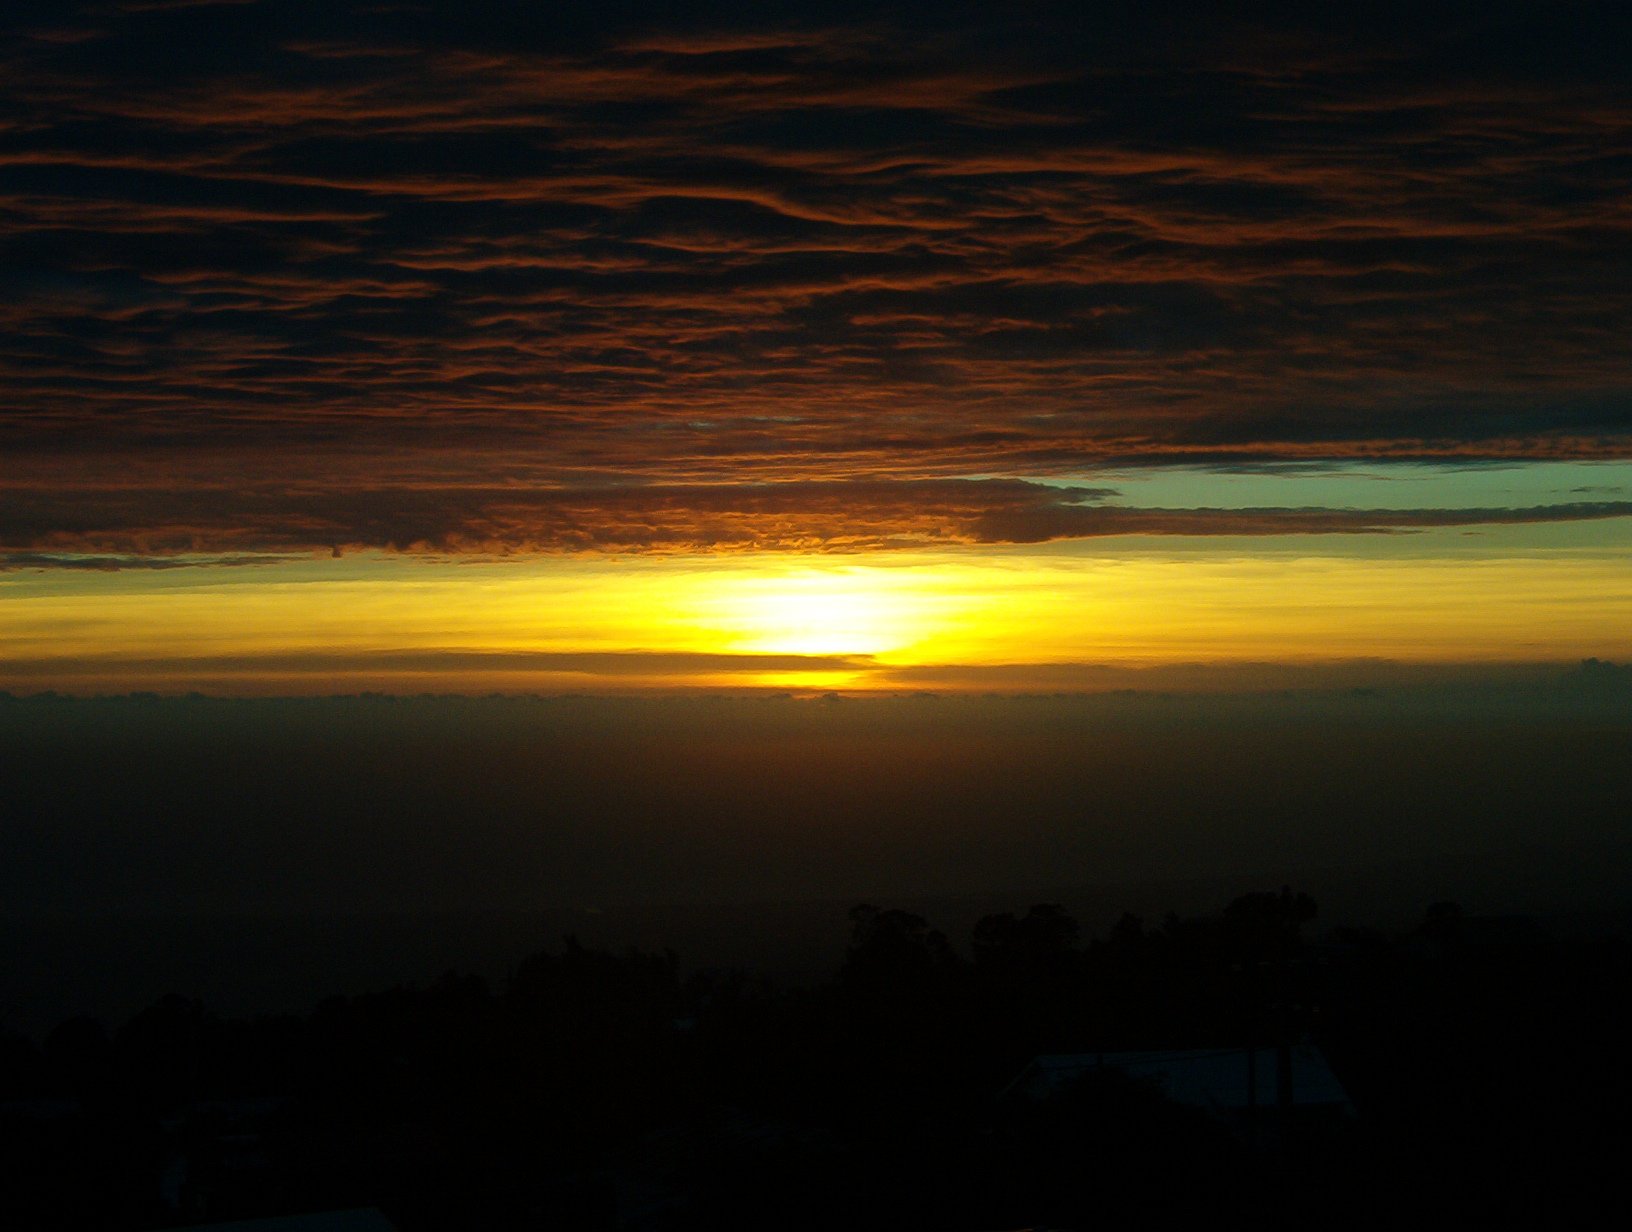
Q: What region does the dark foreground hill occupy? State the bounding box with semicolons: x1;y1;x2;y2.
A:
3;891;1628;1230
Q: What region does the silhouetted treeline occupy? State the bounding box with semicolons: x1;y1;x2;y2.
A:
2;891;1629;1229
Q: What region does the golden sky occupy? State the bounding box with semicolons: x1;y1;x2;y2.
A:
7;517;1629;694
6;6;1632;693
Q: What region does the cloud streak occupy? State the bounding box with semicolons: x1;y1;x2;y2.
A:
5;473;1630;558
4;2;1632;556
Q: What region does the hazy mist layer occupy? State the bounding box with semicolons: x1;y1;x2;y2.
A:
7;685;1631;913
5;685;1630;1029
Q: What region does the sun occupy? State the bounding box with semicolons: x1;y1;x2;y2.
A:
701;567;927;659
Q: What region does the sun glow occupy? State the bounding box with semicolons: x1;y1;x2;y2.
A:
4;525;1632;694
691;568;947;659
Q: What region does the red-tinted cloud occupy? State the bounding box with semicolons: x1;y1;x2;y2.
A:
4;470;1630;560
3;2;1632;556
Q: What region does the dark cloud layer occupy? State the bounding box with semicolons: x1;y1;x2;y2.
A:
5;2;1632;554
5;469;1632;558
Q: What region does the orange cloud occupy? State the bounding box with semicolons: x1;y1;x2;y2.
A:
4;2;1631;558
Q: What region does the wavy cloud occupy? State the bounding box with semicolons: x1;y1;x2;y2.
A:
4;474;1630;558
4;3;1632;556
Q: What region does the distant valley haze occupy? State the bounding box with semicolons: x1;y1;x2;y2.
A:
4;682;1630;1032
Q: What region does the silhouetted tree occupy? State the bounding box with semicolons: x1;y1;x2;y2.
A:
1418;900;1465;946
971;903;1079;968
1222;885;1318;964
971;904;1085;1055
840;905;960;1003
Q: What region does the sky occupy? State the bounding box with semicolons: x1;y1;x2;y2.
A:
4;0;1632;693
